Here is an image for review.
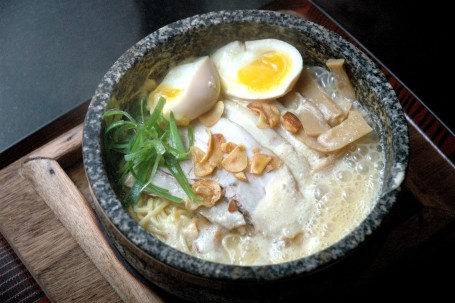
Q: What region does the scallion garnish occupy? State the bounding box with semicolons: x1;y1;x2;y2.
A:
102;96;197;207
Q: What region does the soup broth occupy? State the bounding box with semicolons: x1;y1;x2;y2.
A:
106;39;385;265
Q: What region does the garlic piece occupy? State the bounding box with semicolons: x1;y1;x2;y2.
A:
198;101;225;126
282;111;302;134
221;142;238;154
264;156;283;173
221;145;248;173
233;171;248;182
247;103;281;128
191;146;214;177
191;179;222;207
191;131;224;177
250;154;273;175
200;132;224;167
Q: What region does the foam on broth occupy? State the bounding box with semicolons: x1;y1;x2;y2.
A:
126;105;384;265
114;40;385;265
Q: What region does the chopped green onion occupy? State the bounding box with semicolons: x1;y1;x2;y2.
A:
102;96;196;207
104;120;137;134
164;156;199;202
145;97;166;129
169;112;186;154
104;109;136;123
187;125;195;148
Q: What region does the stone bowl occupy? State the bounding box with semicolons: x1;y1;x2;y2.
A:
82;10;409;302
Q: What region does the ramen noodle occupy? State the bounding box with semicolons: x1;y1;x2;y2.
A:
119;39;384;265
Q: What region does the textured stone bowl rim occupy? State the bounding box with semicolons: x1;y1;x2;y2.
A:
83;9;409;282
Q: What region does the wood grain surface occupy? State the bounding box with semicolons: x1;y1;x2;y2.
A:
0;128;121;303
22;158;163;303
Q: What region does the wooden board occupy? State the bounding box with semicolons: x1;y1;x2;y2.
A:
0;127;122;303
0;125;174;302
1;1;454;301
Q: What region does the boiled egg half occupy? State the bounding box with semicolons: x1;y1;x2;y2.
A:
148;56;220;126
211;39;303;100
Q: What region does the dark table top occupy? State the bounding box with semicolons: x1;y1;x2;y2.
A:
0;0;453;159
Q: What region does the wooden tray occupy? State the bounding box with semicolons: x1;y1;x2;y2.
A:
1;1;454;301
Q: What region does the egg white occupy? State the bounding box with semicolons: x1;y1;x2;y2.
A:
148;56;220;125
211;39;303;101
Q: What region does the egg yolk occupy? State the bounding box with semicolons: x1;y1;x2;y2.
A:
149;85;182;104
238;51;290;93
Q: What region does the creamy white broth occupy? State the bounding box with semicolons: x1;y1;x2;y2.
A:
127;97;384;265
123;39;384;265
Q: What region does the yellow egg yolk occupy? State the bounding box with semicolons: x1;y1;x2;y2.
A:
151;85;182;102
237;51;291;93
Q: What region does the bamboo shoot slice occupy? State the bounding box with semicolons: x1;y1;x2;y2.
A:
298;68;346;126
326;58;355;112
317;110;372;151
280;91;330;136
